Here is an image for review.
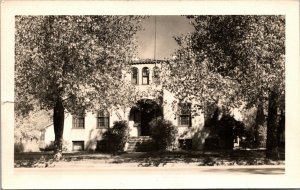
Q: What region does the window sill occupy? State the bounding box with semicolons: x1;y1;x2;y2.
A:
178;125;191;127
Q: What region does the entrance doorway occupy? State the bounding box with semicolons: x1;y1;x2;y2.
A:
130;99;163;136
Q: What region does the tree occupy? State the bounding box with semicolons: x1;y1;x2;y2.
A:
15;107;52;143
15;16;144;159
165;15;285;158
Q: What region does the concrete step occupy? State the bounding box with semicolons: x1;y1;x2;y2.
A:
126;136;153;152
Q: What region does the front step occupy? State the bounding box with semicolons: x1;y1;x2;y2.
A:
126;136;153;152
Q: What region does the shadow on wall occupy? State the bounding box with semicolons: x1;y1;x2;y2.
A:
178;126;210;151
85;129;107;151
14;138;41;153
180;106;248;151
191;127;210;150
203;113;245;150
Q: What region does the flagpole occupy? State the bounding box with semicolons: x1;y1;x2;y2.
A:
154;16;157;65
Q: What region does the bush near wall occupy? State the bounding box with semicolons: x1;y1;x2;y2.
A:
101;120;130;153
240;125;266;149
150;118;178;151
204;114;246;150
14;142;25;153
14;139;41;153
39;140;69;152
256;125;267;148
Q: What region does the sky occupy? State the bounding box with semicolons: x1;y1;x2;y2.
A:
135;16;194;60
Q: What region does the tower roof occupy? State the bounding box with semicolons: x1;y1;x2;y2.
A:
130;59;165;65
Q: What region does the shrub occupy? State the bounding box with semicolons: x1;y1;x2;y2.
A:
39;140;69;152
204;137;220;150
178;139;192;150
204;114;246;150
24;140;40;152
102;120;130;153
14;142;25;153
15;140;41;153
150;118;178;151
96;139;109;152
257;125;267;148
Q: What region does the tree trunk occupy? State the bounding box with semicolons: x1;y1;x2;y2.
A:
277;109;285;147
53;98;64;160
254;99;266;148
266;90;279;159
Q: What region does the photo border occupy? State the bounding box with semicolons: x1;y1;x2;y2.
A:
1;1;299;189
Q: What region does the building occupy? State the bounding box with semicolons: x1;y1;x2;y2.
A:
42;59;244;152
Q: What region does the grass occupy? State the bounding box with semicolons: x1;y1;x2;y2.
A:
14;149;285;168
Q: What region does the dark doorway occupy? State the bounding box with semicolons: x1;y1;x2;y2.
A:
140;104;155;136
130;99;163;136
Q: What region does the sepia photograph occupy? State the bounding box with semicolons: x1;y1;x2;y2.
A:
1;1;300;189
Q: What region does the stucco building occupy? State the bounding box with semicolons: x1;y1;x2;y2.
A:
42;59;240;152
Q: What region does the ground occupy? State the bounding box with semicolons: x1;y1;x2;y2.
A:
15;149;285;173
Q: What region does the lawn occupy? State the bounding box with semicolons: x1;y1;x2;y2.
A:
14;149;285;168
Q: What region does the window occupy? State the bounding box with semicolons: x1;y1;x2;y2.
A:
178;103;191;126
72;141;84;151
72;114;85;128
152;66;160;84
97;110;110;128
40;130;45;141
142;67;149;85
131;67;139;85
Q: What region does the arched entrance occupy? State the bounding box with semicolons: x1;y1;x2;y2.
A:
130;99;163;136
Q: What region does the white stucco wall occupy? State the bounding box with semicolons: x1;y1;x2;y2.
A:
43;62;231;151
162;89;207;149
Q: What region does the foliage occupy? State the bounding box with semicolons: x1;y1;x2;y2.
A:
257;125;267;148
14;150;285;168
219;115;245;138
15;15;145;157
164;15;284;109
102;120;130;153
15;108;52;141
239;123;267;149
161;56;240;112
187;16;284;105
204;114;245;150
178;139;192;150
149;118;178;151
15;15;144;115
15;139;43;153
165;15;284;158
14;142;25;153
39;140;69;152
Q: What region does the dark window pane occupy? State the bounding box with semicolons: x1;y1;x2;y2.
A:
142;67;149;85
73;116;85;128
179;103;191;126
97;110;109;128
142;67;149;76
180;115;190;125
180;104;191;114
131;67;138;84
